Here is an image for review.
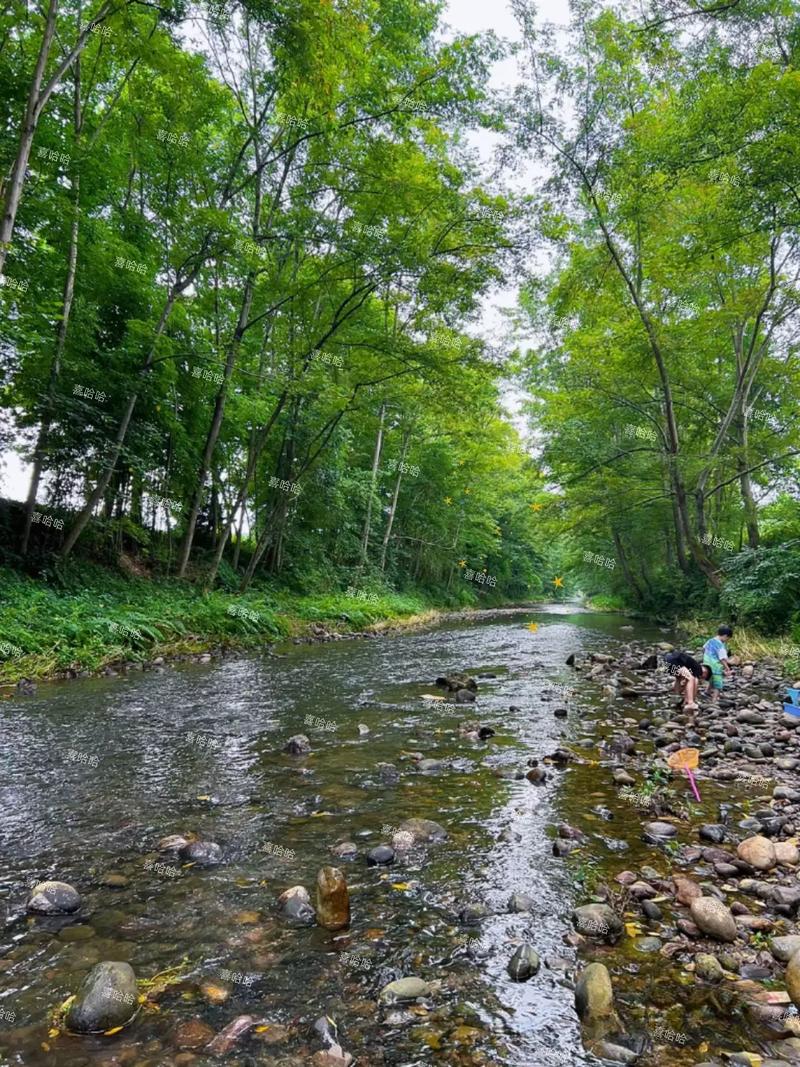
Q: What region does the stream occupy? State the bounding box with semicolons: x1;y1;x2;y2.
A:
0;605;793;1066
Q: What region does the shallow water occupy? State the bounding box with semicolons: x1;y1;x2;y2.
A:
0;605;763;1065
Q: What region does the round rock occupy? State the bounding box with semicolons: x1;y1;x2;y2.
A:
27;880;81;915
65;961;138;1033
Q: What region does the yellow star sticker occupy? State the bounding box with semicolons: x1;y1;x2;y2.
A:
444;496;452;505
458;560;466;567
529;503;542;511
553;576;564;587
527;623;538;633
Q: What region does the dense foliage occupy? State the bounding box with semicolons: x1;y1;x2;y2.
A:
0;0;548;607
514;0;800;631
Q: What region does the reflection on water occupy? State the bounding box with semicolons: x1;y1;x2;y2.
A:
0;607;662;1065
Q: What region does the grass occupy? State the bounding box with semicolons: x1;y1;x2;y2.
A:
583;593;629;613
0;562;444;683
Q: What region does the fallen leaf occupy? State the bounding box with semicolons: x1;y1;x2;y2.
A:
103;1026;124;1035
254;1025;270;1033
392;883;412;890
47;1028;59;1038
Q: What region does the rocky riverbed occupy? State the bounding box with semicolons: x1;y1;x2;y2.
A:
554;637;800;1065
2;608;799;1066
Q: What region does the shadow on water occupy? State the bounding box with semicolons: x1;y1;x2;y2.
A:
0;606;714;1065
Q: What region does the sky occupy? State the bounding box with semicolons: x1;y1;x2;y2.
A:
1;0;571;503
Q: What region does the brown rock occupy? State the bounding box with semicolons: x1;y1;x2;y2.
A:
776;842;800;866
315;867;350;930
173;1019;216;1050
206;1015;257;1056
674;876;702;906
689;897;738;942
737;835;777;871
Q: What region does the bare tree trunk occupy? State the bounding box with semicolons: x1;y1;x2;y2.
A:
612;529;644;603
176;273;255;576
380;429;409;571
21;55;83;552
360;402;386;564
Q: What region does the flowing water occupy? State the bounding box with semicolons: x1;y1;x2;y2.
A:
0;606;697;1066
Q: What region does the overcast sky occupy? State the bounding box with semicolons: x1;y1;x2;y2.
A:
1;0;571;502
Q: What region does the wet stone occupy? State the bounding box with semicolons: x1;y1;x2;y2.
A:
27;880;81;915
507;944;540;981
367;845;395;866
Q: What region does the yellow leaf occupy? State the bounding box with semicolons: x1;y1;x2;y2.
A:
47;1028;59;1038
255;1025;270;1033
137;994;147;1003
392;883;412;890
41;1043;50;1052
196;795;210;801
104;1026;124;1035
624;922;640;937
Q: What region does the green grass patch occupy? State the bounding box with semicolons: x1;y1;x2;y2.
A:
0;563;438;683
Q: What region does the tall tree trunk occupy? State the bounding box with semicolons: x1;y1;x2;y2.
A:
380;429;409;571
21;55;83;553
0;0;113;271
360;402;386;564
612;529;644;604
737;412;760;548
176;274;255;576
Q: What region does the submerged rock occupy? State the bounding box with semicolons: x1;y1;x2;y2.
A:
367;845;394;866
206;1014;257;1055
508;892;535;913
66;961;138;1033
507;945;540;981
179;840;222;867
398;818;447;844
315;867;350;930
27;880;81;915
284;734;311;755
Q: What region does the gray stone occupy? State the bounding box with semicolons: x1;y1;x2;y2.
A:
179;840;222;867
65;961;138;1033
27;880;81;915
284;734;311;755
572;903;623;944
507;944;540;981
398;818;447;843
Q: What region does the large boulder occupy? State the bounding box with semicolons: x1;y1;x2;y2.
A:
737;835;777;871
27;880;81;915
65;961;138;1033
315;867;350;930
689;897;738;942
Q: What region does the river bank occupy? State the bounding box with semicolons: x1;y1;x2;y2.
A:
555;634;800;1064
0;562;561;687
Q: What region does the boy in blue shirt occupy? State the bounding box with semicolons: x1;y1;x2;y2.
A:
703;625;733;703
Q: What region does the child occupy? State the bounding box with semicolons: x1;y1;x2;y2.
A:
703;625;733;702
664;651;709;712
